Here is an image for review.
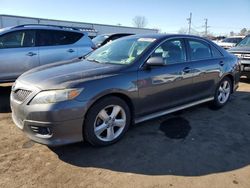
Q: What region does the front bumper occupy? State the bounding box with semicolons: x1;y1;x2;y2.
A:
240;60;250;77
11;89;89;146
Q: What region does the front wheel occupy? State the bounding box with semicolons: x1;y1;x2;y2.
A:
83;96;131;146
212;77;232;108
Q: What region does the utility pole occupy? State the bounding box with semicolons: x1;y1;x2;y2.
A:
187;12;192;34
204;18;208;37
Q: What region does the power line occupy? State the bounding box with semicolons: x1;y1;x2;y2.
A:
204;18;210;36
187;12;192;34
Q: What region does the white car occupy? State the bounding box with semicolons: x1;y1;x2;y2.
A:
215;36;244;49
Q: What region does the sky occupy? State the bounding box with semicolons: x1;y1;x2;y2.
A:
0;0;250;35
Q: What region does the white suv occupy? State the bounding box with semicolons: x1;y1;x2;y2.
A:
0;24;95;83
215;36;244;49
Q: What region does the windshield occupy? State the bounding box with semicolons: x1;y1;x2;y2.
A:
237;36;250;47
92;35;109;46
86;37;156;65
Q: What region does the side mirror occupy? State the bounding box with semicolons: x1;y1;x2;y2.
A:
146;57;165;66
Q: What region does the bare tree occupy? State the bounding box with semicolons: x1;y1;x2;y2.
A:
240;28;247;35
132;16;148;28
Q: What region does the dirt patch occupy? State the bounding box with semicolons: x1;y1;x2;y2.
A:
0;82;250;188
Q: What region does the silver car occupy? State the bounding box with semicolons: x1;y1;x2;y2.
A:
0;24;95;83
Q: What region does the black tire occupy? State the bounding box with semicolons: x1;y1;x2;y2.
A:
83;96;131;146
212;77;232;108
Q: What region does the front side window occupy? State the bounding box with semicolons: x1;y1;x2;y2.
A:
86;37;156;65
0;30;35;49
151;39;186;64
36;30;83;46
188;39;212;60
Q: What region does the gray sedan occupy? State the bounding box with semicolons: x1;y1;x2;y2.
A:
10;34;240;146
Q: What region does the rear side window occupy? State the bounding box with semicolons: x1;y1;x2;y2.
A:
36;30;83;46
211;45;223;58
188;39;212;60
0;30;35;48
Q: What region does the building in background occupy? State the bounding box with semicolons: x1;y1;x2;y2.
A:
0;14;158;38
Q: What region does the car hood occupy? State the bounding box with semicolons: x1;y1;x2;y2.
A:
228;46;250;53
18;58;123;90
216;42;235;46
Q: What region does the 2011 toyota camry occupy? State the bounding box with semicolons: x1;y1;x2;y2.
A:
10;34;240;146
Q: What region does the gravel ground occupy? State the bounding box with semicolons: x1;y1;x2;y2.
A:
0;79;250;188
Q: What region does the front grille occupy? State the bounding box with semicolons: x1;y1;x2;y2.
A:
12;89;32;102
234;53;250;60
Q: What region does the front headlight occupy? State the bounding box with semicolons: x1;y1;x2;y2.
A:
30;88;83;104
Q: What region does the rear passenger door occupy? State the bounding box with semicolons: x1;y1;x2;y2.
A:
186;38;224;101
36;30;81;65
0;30;39;81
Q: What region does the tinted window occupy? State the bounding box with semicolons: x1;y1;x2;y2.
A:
211;45;223;58
37;30;83;46
222;37;243;44
0;30;35;48
188;40;212;60
151;39;186;64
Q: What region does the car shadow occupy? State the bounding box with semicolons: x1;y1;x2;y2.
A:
50;89;250;176
0;86;11;113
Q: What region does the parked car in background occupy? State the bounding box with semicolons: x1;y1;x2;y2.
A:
92;33;134;48
229;35;250;78
0;24;95;83
11;34;240;147
215;36;245;49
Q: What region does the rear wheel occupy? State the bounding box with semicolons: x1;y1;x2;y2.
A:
83;96;131;146
212;77;232;108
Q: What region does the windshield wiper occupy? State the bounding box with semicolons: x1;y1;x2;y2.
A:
86;58;101;63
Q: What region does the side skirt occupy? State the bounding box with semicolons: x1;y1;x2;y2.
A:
135;97;214;124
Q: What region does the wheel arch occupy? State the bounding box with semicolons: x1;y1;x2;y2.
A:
84;91;136;124
221;73;234;93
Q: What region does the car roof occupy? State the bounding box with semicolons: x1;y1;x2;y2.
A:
2;24;88;35
225;36;245;39
123;33;211;41
98;33;134;37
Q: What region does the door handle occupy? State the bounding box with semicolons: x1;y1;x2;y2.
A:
183;67;192;73
26;52;37;56
219;61;224;66
67;49;75;53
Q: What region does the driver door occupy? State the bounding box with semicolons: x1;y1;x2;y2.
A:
137;38;194;115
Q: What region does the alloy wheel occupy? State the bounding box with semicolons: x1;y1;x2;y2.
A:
94;105;126;142
217;80;231;104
